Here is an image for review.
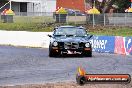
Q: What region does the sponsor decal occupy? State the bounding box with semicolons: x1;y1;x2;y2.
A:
125;37;132;55
114;36;126;55
90;36;115;53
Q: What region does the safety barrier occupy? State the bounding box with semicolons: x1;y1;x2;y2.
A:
90;36;115;53
114;36;132;55
90;36;132;55
0;31;52;48
0;31;132;55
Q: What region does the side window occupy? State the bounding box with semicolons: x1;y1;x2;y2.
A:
54;29;65;35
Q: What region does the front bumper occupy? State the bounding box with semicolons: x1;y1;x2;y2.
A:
52;46;92;54
51;42;92;55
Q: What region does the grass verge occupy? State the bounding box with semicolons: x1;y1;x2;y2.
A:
0;22;132;37
88;26;132;37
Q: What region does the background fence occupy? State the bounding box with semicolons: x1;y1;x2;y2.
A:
1;12;132;27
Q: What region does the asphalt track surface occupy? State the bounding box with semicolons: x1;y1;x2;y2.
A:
0;46;132;86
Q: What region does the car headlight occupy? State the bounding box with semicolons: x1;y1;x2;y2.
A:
53;42;58;46
85;43;90;47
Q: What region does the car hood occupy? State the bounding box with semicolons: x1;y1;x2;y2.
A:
55;36;88;43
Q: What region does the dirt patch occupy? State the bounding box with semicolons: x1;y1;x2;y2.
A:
1;81;132;88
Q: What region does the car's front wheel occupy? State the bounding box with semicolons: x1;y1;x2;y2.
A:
49;46;60;57
49;49;55;57
83;51;92;57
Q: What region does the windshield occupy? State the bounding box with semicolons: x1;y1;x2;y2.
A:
54;27;87;37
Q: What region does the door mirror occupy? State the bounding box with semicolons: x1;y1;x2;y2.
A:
87;34;93;39
89;35;93;39
48;34;52;37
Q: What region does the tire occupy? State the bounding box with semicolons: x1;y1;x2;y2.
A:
84;51;92;57
49;49;55;57
49;45;56;57
88;51;92;57
49;46;61;57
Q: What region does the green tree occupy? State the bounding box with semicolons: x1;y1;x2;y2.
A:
115;0;130;12
86;0;130;13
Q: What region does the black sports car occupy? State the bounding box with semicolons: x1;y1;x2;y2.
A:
48;26;93;57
